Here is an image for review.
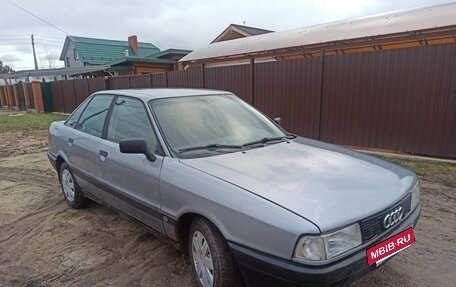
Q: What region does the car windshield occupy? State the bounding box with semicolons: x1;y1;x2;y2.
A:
149;94;287;158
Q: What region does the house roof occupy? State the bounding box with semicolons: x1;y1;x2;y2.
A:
59;36;160;64
230;24;273;36
108;56;176;66
211;24;273;43
149;48;192;59
182;2;456;63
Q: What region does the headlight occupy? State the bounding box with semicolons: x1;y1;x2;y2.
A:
294;223;362;261
294;237;325;261
410;184;420;211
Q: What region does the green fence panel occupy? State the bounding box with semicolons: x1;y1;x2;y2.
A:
41;82;52;113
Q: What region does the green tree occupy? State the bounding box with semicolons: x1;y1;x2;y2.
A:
0;60;14;74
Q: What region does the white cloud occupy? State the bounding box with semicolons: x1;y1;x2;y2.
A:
0;54;21;63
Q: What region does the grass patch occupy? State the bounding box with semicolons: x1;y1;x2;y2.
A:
0;113;67;133
378;155;456;189
379;156;456;172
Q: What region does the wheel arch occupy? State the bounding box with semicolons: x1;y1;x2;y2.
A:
176;212;226;255
53;150;71;182
56;155;65;181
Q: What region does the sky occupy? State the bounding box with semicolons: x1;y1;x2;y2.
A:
0;0;452;71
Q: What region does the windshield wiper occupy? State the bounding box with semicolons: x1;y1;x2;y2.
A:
242;135;296;147
179;134;297;153
178;143;243;154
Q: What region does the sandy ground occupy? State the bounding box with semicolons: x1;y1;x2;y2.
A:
0;130;455;287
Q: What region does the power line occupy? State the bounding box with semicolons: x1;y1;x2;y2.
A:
0;38;30;41
0;42;61;47
0;34;64;40
35;34;64;40
0;43;30;45
0;34;30;37
0;37;63;44
35;38;63;43
3;0;69;35
35;43;62;47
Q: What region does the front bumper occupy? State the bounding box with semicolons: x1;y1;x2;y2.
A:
230;204;421;287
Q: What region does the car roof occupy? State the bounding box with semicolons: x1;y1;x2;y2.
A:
92;88;232;101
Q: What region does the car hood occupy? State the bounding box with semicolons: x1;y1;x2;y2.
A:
180;137;416;232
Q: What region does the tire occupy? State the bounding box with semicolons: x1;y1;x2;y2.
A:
59;162;89;209
189;217;243;287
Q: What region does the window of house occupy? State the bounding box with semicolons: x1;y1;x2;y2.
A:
73;48;79;60
75;95;114;137
66;57;70;67
106;96;159;153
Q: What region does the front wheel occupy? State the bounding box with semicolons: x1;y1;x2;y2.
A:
59;162;89;209
189;217;243;287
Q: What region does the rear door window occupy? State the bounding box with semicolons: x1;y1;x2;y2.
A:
75;95;114;137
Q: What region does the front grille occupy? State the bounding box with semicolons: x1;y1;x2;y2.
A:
360;195;412;243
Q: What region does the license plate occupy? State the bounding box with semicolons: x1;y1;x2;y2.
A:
366;228;415;266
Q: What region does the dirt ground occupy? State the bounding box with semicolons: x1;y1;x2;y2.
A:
0;130;455;287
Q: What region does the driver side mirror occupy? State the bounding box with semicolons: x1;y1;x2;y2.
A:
119;138;156;162
273;117;282;126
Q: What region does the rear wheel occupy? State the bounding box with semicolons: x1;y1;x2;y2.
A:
189;217;243;287
59;162;89;209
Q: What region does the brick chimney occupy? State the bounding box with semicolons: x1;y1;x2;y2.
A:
128;35;138;56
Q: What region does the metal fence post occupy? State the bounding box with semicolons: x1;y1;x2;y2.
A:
318;49;325;141
250;58;255;106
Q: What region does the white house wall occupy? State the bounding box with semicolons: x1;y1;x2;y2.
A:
62;41;84;68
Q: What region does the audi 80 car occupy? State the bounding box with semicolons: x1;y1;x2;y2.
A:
48;89;421;287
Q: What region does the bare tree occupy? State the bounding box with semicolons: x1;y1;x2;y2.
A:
39;53;57;69
0;60;14;74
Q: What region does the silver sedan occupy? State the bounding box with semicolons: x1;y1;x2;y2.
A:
48;89;421;287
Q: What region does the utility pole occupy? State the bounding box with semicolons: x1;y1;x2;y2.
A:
31;34;38;70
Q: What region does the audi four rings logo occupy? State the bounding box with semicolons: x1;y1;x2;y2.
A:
383;206;404;229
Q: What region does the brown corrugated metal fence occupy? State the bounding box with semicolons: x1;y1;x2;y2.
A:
87;78;106;94
320;43;456;158
167;68;204;88
254;58;323;139
151;74;167;88
36;42;455;158
205;65;253;103
50;81;64;113
73;79;89;105
130;75;152;88
108;76;130;89
61;80;76;113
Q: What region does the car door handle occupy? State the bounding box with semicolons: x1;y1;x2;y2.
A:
99;150;108;157
68;138;74;143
